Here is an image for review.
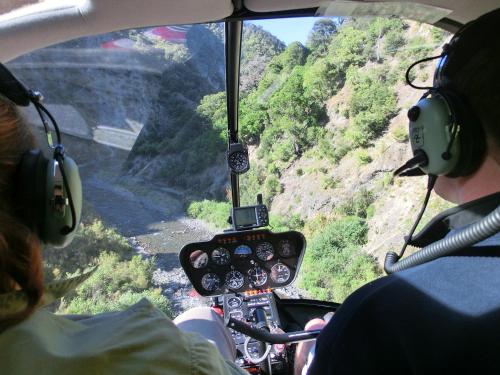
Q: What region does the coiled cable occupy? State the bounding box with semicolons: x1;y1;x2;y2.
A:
385;205;500;273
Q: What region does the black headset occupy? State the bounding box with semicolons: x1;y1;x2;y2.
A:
0;63;82;247
394;10;500;178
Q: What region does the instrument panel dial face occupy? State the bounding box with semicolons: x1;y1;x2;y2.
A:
211;247;231;266
256;242;274;261
225;270;245;290
234;245;252;257
227;296;242;308
190;250;209;269
248;266;268;287
201;273;221;292
278;239;296;258
270;263;291;284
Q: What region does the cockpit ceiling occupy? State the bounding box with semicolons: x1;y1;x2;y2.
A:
0;0;233;62
245;0;500;25
0;0;499;61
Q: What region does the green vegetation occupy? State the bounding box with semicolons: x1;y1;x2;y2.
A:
187;199;303;233
44;209;172;316
299;216;380;302
355;149;373;165
58;253;172;317
189;18;445;302
187;200;232;229
391;125;409;142
345;67;398;147
337;188;375;219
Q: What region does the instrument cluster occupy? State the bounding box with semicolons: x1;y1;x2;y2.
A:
179;230;305;296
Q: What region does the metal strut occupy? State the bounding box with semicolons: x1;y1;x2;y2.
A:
225;20;243;208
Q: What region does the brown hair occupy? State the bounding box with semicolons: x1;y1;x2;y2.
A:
0;96;44;331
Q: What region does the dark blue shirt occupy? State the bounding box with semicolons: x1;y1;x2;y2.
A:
309;193;500;374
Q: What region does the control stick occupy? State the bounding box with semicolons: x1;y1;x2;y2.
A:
242;308;273;367
227;317;322;344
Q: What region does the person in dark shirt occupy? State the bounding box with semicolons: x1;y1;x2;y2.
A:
307;8;500;375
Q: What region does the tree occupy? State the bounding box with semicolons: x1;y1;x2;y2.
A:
307;18;337;58
268;42;308;73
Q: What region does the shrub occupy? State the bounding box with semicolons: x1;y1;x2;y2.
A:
337;188;375;218
391;125;409;142
263;176;283;203
321;176;340;190
58;252;172;317
384;30;406;56
299;216;380;302
355;149;373;165
187;200;231;229
270;213;304;233
347;68;398;147
44;219;134;281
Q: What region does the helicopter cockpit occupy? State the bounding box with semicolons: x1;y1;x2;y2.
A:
0;1;499;375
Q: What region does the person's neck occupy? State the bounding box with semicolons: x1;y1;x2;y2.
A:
456;155;500;204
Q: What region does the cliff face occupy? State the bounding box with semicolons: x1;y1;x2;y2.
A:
9;24;229;198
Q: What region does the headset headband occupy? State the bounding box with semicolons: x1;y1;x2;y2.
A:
0;64;32;106
434;8;500;88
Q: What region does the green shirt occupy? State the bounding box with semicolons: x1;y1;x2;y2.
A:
0;299;246;375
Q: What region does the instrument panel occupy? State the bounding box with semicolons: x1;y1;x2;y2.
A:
179;230;306;296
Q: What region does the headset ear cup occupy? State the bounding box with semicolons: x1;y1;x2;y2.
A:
15;150;48;237
440;89;487;177
15;150;82;247
47;156;82;247
44;155;82;248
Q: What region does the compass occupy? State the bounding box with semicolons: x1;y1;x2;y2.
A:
227;143;250;174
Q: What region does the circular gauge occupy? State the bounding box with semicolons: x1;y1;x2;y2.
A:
227;296;242;308
270;263;291;284
234;245;252;258
212;247;231;266
190;250;208;269
256;242;274;261
228;151;249;174
278;240;296;258
248;266;268;287
225;270;245;290
201;273;221;292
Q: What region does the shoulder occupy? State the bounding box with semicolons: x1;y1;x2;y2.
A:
0;299;244;375
309;254;500;374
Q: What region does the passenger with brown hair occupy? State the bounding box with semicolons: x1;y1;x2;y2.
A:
0;97;44;332
0;71;247;374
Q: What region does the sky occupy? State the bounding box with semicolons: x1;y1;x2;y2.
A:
248;17;321;45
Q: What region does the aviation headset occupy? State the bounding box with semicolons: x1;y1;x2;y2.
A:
386;10;500;271
0;63;82;247
394;10;499;178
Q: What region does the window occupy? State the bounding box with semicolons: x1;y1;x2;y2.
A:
8;17;450;316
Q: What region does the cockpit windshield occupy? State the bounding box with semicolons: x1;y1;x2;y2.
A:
7;16;450;317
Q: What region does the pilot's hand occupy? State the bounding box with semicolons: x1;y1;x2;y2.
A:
294;318;327;375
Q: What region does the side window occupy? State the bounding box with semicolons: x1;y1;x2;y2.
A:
9;24;227;316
